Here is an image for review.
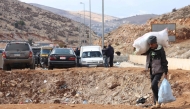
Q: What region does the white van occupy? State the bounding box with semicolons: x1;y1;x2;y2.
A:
79;46;104;67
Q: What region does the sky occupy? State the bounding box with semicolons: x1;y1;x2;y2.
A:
19;0;190;18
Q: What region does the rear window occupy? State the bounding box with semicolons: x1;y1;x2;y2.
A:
41;49;52;54
32;48;41;55
52;49;74;55
5;43;30;51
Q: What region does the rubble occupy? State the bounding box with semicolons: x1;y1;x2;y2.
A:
0;68;188;106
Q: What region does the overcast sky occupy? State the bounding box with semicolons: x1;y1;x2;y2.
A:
19;0;190;18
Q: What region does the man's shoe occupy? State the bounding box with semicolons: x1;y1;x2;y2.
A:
151;102;161;109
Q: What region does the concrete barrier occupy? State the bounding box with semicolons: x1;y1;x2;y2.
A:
129;55;190;70
113;55;128;63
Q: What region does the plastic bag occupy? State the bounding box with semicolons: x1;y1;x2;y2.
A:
158;78;176;103
132;29;170;55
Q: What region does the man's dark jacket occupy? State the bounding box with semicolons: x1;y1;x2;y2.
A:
106;45;114;57
145;45;168;75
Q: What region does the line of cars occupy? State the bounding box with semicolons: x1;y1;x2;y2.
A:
1;41;104;71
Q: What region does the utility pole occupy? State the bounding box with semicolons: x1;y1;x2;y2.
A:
89;0;92;45
102;0;104;48
80;2;85;45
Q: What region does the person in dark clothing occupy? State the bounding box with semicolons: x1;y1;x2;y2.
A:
144;36;168;109
102;46;109;67
75;47;80;67
75;48;80;56
106;43;114;67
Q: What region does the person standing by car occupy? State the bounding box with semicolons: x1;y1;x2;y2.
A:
106;43;114;67
102;46;109;67
143;36;168;108
75;47;80;56
75;47;80;67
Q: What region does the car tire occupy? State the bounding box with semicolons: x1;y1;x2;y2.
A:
3;65;11;71
7;66;11;71
2;64;7;71
30;63;35;69
48;66;53;70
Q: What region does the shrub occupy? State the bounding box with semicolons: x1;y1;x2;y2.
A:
14;22;18;28
19;21;25;26
28;39;33;46
172;8;177;12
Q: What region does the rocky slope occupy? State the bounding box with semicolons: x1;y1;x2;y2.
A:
98;5;190;58
0;0;96;46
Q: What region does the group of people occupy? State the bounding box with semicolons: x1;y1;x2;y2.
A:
102;43;114;67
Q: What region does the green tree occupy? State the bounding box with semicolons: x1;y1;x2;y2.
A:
19;21;25;26
28;39;33;46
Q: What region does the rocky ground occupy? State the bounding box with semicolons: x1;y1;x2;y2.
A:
0;67;190;109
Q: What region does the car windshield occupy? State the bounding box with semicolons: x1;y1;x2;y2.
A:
52;49;74;55
82;51;102;58
41;49;52;54
32;48;41;55
5;43;29;51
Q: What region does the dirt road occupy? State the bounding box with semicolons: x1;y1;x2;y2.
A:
0;67;190;109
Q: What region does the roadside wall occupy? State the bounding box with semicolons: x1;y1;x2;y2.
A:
129;55;190;70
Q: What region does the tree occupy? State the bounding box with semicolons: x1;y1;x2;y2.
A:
28;39;33;46
19;21;25;26
172;8;177;12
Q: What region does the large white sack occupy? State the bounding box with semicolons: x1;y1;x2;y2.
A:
132;29;169;55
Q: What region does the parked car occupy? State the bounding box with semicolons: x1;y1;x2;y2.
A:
48;48;76;70
40;46;53;68
2;42;35;71
32;47;41;66
79;46;104;67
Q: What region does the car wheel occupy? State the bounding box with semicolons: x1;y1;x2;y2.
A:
3;64;7;71
7;66;11;71
48;66;53;70
3;65;11;71
30;63;35;69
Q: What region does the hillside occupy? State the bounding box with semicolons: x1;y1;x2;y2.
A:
0;0;96;46
30;3;118;24
96;5;190;58
108;14;159;25
29;3;157;36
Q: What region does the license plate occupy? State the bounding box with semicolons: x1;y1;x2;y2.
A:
89;65;97;67
14;54;20;56
60;57;66;59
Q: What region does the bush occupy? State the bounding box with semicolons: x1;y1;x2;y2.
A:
26;7;31;10
14;20;25;29
14;22;18;28
19;21;25;26
172;8;177;12
28;39;33;46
